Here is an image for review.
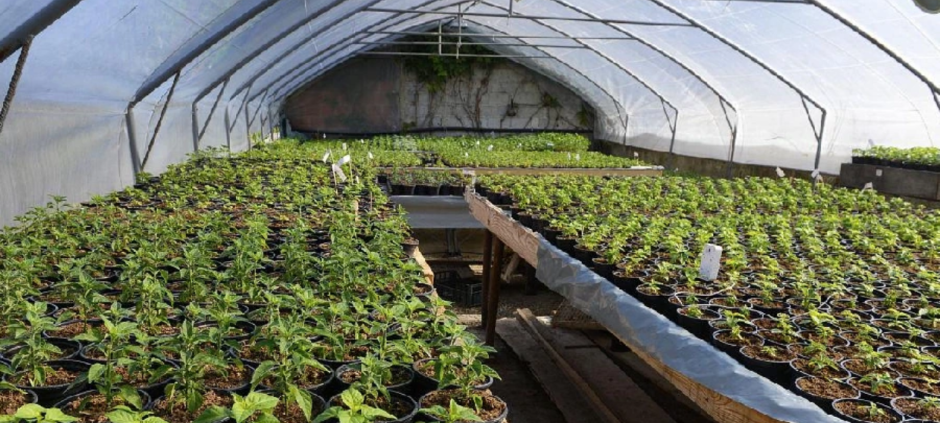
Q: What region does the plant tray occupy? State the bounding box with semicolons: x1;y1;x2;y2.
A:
435;271;483;307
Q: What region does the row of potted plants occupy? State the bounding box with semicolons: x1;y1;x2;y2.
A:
380;170;470;197
852;146;940;172
476;174;940;423
0;143;508;422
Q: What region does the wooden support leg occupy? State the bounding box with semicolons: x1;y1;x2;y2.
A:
485;236;505;346
481;230;493;324
524;262;538;296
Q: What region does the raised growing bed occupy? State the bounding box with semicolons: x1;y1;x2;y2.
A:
0;143;505;422
468;174;940;423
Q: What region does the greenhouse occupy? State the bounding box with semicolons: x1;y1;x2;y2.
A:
2;1;940;423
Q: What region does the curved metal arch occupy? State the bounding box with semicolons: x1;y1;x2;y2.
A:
222;0;465;104
469;1;679;118
0;0;80;63
265;19;631;134
641;0;828;171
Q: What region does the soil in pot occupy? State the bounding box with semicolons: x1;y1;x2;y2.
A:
711;330;762;358
833;399;902;423
151;390;234;423
330;390;416;422
900;377;940;397
0;389;36;415
205;363;251;391
848;377;912;404
891;397;940;421
420;389;507;423
739;344;797;384
794;377;858;409
261;364;333;393
261;392;326;423
8;360;89;406
57;390;150;423
336;364;412;392
3;339;80;362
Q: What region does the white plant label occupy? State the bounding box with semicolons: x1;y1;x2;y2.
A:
342;143;347;151
322;133;326;139
811;169;820;179
368;152;374;160
338;155;351;166
465;152;469;158
863;182;874;190
633;152;639;158
476;140;480;146
775;167;785;178
567;153;572;160
699;244;723;282
322;151;331;163
462;169;476;176
331;164;347;182
575;153;580;161
517;143;522;148
815;174;824;183
875;169;883;177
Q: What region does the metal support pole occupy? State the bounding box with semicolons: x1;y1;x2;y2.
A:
196;78;230;148
662;99;679;171
0;0;80;63
485;236;505;346
190;103;199;153
481;230;493;326
719;99;738;178
0;37;31;140
140;72;181;171
224;108;232;155
243;85;253;149
126;108;142;176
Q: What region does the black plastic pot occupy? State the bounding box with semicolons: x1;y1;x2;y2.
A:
738;345;793;385
791;376;858;415
831;398;903;423
7;359;90;406
609;270;645;296
710;330;762;361
335;364;414;396
149;392;234;423
418;390;509;423
634;284;675;315
54;389;152;418
327;390;418;423
411;358;493;398
674;306;721;340
3;338;81;362
447;184;464;196
591;258;616;280
571;244;597;268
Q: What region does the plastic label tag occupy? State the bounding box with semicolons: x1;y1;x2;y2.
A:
487;145;493;151
863;182;874;190
368;152;374;160
633;152;639;158
811;169;820;179
875;169;883;177
575;153;580;161
342;143;347;151
775;167;785;178
331;164;347;182
462;169;476;176
699;244;723;282
476;140;480;146
338;155;351;166
322;151;331;163
322;133;326;139
465;152;469;158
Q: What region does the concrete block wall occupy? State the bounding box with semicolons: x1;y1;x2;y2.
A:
285;57;591;134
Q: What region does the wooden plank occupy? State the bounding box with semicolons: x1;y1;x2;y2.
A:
526;314;677;423
496;319;605;423
465;191;540;266
517;310;622;423
380;166;664;177
501;253;521;282
413;248;435;285
465;194;788;423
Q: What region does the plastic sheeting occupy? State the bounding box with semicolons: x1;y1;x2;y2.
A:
535;239;846;423
2;0;940;224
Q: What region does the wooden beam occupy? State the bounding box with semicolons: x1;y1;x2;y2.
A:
465;191;540;267
485;237;505;345
481;230;493;326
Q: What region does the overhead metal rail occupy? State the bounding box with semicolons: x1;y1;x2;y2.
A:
364;7;695;27
361;52;553;58
354;40;587;49
364;30;637;40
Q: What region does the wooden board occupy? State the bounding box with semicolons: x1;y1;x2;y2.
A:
413;248;435;285
466;194;786;423
465;191;541;266
381;166;663;177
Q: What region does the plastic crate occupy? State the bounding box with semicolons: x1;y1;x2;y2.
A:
435;271;483;307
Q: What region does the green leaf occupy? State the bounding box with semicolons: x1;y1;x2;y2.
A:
340;389;364;408
250;361;277;388
87;364;105;384
193;406;231;423
289;385;313;421
14;404;44;419
44;408;78;423
119;385;143;410
361;405;395;420
104;407;136;423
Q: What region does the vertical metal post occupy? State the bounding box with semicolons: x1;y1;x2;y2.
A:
126;108;142;176
662;100;679;171
224;108;232;156
485;237;505;346
243;85;253;149
191;103;200;152
481;231;493;326
719;99;738;178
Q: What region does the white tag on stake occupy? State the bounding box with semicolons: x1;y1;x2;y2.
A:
775;167;785;178
338;155;352;166
634;152;639;158
332;164;347;182
368;152;374;160
342;143;347;151
863;182;874;190
811;169;820;179
487;145;493;151
322;151;331;163
699;244;723;282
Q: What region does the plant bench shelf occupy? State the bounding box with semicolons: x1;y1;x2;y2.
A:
464;191;814;423
380;166;664;177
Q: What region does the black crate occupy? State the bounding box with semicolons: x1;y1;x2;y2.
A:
435;271;483;307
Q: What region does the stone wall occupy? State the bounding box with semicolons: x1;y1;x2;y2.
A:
284;57;592;134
